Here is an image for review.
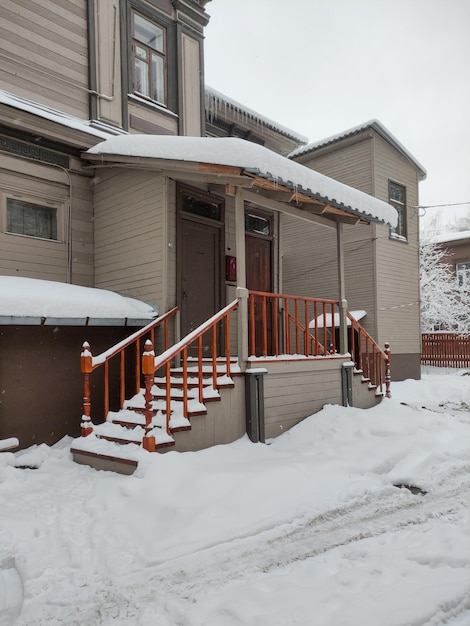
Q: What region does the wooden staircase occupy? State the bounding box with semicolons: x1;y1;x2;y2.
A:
70;292;390;474
71;302;240;474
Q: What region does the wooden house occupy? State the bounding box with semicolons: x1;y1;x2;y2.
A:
0;1;411;470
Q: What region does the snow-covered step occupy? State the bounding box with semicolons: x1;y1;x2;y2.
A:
124;393;207;418
154;374;234;389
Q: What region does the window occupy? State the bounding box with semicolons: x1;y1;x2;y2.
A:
457;262;470;289
389;181;407;240
132;11;166;105
6;198;58;240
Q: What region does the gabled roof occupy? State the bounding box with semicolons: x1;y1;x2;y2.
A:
205;86;308;145
84;135;398;227
289;119;427;180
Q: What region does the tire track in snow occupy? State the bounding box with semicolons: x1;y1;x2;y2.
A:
21;464;470;624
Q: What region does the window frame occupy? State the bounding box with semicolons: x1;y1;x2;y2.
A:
388;180;408;241
3;194;63;243
131;9;168;107
456;261;470;289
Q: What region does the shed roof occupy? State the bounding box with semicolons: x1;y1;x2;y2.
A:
289;119;427;180
84;135;397;227
205;86;308;145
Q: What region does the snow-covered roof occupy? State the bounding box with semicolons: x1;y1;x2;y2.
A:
205;86;308;144
310;310;366;329
431;230;470;245
0;277;158;326
289;119;427;180
85;135;398;227
0;90;123;140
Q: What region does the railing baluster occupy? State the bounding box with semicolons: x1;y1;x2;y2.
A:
225;312;232;379
104;361;109;419
294;298;299;354
249;294;255;356
183;347;188;418
135;337;141;395
274;296;279;356
331;303;336;354
285;297;290;355
262;295;267;356
165;361;171;435
212;324;217;390
198;335;203;404
120;350;125;409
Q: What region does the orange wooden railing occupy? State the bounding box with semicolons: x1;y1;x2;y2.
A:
347;312;390;397
421;333;470;368
247;290;390;396
248;291;340;357
140;300;239;451
80;307;178;433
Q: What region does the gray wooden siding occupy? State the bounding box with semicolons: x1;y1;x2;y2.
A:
0;154;93;285
0;0;89;119
263;359;343;439
93;169;166;308
295;135;374;194
372;135;421;352
281;215;377;338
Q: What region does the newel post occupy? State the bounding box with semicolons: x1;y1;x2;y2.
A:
80;341;93;437
384;342;392;398
142;339;156;452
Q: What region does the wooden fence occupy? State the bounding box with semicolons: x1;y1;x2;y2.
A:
421;333;470;368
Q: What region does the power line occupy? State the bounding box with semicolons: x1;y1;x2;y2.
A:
414;201;470;209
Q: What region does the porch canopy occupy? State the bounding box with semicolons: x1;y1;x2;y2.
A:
84;135;397;227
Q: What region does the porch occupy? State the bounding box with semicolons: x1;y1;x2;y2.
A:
71;290;390;472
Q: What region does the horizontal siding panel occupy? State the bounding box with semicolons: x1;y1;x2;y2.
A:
0;0;88;116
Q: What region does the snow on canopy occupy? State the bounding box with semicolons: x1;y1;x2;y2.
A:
0;277;158;324
86;135;398;227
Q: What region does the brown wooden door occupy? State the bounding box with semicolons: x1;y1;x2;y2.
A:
246;233;273;355
179;217;222;354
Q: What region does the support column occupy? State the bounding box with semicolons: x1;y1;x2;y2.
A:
336;222;348;354
235;188;248;367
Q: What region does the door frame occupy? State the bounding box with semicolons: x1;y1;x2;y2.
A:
176;184;225;340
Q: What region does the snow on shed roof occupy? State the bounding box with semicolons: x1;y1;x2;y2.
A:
0;277;158;326
432;230;470;245
289;119;427;180
0;90;123;140
85;135;398;227
205;86;308;144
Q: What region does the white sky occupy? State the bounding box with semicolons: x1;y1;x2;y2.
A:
203;0;470;231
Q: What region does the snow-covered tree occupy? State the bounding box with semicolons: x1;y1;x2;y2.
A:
420;237;470;335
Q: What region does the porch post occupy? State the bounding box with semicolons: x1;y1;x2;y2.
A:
336;222;348;354
235;188;249;366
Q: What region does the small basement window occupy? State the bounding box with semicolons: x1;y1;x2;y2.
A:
6;198;58;241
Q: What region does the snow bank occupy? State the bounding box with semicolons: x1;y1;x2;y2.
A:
1;370;469;624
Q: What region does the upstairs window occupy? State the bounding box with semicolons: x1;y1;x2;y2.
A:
6;198;58;241
457;261;470;289
132;11;166;105
389;181;407;240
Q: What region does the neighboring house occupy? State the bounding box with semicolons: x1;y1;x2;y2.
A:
433;230;470;290
0;1;415;462
286;121;427;381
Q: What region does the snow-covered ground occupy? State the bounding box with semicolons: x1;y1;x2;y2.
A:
1;367;469;625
